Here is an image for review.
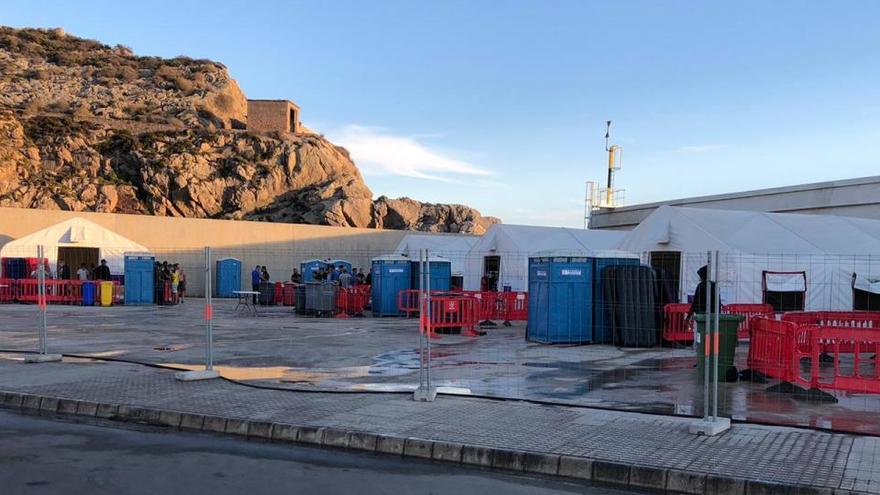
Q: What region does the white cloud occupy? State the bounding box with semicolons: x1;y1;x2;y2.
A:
330;125;492;181
676;144;726;153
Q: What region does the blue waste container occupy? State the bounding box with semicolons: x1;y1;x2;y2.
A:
82;281;96;306
215;258;242;298
301;259;329;282
592;254;641;344
124;254;155;305
527;256;593;344
371;255;411;316
410;257;452;291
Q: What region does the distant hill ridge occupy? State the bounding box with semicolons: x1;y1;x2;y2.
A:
0;26;499;233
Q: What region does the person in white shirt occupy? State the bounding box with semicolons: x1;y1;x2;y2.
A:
76;263;89;281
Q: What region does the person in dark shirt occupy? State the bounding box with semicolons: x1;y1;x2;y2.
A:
95;259;112;281
688;265;718;317
57;260;71;280
290;268;302;284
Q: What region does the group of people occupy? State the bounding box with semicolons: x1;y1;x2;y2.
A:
40;259;113;281
306;265;369;288
155;261;186;305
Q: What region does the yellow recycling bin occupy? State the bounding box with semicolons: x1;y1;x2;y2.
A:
100;281;114;306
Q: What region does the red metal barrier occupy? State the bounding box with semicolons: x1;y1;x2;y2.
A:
282;283;296;306
459;291;500;324
398;289;421;317
802;325;880;393
497;291;528;325
425;295;480;338
15;279;89;305
747;316;800;383
782;311;880;354
722;303;775;339
336;287;368;317
274;282;284;305
662;303;694;343
0;279;15;302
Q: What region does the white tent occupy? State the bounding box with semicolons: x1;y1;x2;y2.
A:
393;233;479;276
0;217;149;276
463;224;629;291
616;206;880;310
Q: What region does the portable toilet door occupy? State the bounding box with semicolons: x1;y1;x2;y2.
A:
371;256;411;316
410;257;452;292
592;255;640;344
526;257;551;342
546;257;593;344
301;259;329;282
124;254;154;305
328;259;353;274
215;258;242;298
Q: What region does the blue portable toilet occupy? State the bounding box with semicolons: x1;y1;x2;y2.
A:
215;258;242;298
409;256;452;291
124;254;154;305
301;259;329;282
328;259;352;274
371;255;411;316
592;252;641;344
526;256;593;344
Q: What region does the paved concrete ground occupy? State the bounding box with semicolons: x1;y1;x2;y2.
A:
0;355;878;493
0;410;621;495
1;300;879;435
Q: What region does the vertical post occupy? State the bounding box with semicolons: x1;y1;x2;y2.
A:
712;250;721;419
25;245;61;363
414;248;437;401
175;247;219;381
702;250;711;420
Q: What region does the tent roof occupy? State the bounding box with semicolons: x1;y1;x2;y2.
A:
394;233;479;255
0;217;148;254
472;224;628;255
617;205;880;255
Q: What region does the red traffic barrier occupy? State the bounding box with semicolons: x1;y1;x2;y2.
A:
424;295;480;338
722;303;775;339
497;291;528;325
747;316;800;383
803;325;880;393
0;278;16;303
398;289;421;317
336;287;368;318
662;303;694;343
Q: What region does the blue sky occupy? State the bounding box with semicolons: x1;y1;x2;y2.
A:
3;1;879;226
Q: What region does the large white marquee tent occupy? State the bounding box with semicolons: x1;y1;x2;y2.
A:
616;206;880;310
0;217;148;276
463;224;628;291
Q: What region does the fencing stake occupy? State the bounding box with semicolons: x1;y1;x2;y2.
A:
25;244;61;363
176;246;220;381
414;248;437;401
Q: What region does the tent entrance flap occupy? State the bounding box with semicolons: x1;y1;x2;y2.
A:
58;246;99;278
483;255;500;291
649;251;681;302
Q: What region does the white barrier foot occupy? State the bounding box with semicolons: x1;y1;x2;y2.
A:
413;387;437;402
689;417;731;436
24;353;63;363
175;370;220;382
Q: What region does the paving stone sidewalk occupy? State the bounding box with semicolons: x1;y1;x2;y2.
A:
0;356;876;494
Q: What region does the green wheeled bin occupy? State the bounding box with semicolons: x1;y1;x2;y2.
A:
695;313;743;382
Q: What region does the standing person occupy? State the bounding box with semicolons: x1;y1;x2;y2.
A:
356;269;366;286
95;259;111;281
76;263;89;281
364;268;372;286
176;264;187;304
329;265;341;282
251;265;261;304
57;260;70;280
261;266;270;282
170;265;180;305
687;265;718;318
338;268;353;288
350;268;359;286
89;263;97;280
290;268;302;284
154;262;163;306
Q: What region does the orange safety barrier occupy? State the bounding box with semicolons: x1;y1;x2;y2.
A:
336;287;368;317
782;311;880;354
497;291;528;325
398;289;422;317
458;291;501;324
722;303;775;339
662;303;694;343
18;279;83;304
801;325;880;393
747;316;800;383
423;295;480;338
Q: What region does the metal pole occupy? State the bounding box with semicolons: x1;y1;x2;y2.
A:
418;249;425;390
703;251;711;420
205;247;214;371
426;249;432;390
38;245;46;354
712;250;721;419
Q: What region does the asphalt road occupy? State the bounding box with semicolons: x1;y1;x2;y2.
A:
0;410;634;495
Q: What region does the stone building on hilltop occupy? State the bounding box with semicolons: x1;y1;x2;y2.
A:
246;99;301;134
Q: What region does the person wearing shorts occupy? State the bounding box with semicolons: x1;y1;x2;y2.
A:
175;264;186;304
170;265;180;304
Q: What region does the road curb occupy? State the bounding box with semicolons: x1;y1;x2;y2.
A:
0;391;857;495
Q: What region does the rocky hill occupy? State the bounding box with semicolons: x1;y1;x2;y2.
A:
0;27;498;233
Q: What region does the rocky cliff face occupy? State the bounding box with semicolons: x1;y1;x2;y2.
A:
0;27;498;233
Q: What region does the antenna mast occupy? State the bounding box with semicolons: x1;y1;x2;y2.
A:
584;120;624;228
